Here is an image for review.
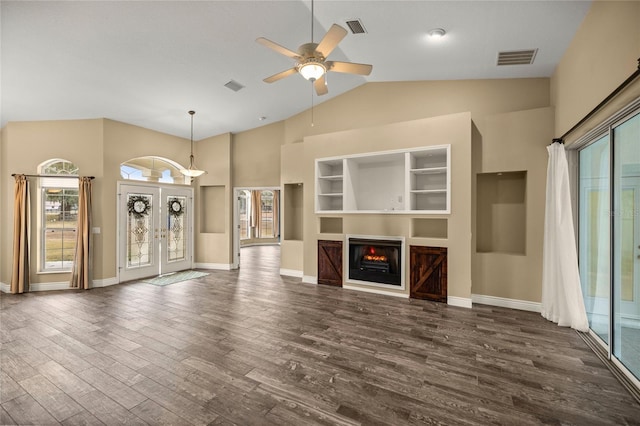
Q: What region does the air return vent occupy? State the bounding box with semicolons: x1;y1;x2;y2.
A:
345;19;366;34
224;80;245;92
497;49;538;66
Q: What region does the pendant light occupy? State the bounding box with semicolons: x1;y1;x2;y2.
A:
180;110;206;178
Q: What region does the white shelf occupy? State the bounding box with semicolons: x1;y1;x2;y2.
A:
315;145;450;214
410;189;447;194
410;166;447;175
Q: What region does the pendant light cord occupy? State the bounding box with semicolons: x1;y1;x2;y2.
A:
189;110;195;166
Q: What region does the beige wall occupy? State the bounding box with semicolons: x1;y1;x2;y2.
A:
0;119;191;285
300;113;472;298
551;1;640;143
273;78;553;303
195;133;233;266
1;119;105;284
102;119;189;280
1;77;551;303
473;107;553;302
285;78;550;145
232;121;283;188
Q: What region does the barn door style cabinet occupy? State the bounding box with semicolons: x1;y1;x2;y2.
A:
315;145;450;214
318;240;343;287
409;246;447;302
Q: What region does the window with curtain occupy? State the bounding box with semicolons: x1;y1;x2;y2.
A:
260;190;274;238
239;190;251;240
39;159;79;271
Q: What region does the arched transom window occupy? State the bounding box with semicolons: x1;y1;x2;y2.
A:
120;156;189;185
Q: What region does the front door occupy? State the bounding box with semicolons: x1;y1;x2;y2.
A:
118;183;193;282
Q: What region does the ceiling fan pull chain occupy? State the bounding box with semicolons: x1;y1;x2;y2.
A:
311;83;315;127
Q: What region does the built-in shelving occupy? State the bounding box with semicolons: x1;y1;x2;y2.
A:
316;159;344;211
315;145;450;214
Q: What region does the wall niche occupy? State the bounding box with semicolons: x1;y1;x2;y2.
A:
476;171;526;254
411;218;448;239
284;183;303;241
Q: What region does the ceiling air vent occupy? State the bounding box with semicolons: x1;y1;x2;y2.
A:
497;49;538;66
345;19;366;34
224;80;245;92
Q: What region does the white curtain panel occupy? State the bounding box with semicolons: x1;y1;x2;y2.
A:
541;142;589;332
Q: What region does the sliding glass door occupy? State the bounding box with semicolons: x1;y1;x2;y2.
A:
579;135;610;343
612;112;640;379
579;110;640;383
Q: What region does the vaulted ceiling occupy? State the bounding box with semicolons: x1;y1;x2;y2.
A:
1;1;592;139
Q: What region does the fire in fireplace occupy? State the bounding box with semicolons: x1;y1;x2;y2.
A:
348;237;403;286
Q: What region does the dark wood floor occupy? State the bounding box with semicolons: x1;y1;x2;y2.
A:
2;245;640;425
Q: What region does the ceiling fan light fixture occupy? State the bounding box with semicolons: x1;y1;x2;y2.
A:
180;110;207;178
298;60;326;81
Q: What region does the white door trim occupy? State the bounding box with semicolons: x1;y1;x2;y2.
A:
232;186;282;269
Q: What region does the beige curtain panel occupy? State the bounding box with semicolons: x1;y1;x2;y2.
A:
273;189;280;238
11;175;30;294
70;177;93;290
250;190;261;236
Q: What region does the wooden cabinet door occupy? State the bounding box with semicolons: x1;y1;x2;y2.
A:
410;246;447;302
318;240;343;287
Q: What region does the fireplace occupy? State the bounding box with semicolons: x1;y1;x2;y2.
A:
348;237;404;287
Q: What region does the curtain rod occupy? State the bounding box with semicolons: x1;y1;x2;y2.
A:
11;174;95;179
554;57;640;144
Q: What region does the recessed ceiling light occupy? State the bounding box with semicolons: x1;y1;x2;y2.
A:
428;28;446;40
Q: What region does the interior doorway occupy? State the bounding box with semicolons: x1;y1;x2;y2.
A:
118;182;194;282
233;187;281;268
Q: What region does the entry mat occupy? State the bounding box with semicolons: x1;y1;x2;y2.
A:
142;270;209;286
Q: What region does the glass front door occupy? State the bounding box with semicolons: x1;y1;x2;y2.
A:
119;183;193;282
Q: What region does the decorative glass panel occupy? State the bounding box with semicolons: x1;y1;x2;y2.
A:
167;196;187;262
127;193;153;268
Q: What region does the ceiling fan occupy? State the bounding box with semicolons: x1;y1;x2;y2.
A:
256;0;372;96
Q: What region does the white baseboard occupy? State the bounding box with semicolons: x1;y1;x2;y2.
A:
302;275;317;284
280;269;303;278
92;277;118;288
195;263;232;270
447;296;473;309
29;281;70;292
343;284;408;298
471;294;541;313
0;282;9;293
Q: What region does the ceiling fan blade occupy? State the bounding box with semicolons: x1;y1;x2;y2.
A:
314;75;328;96
256;37;300;59
316;24;348;57
264;68;298;83
327;61;373;76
